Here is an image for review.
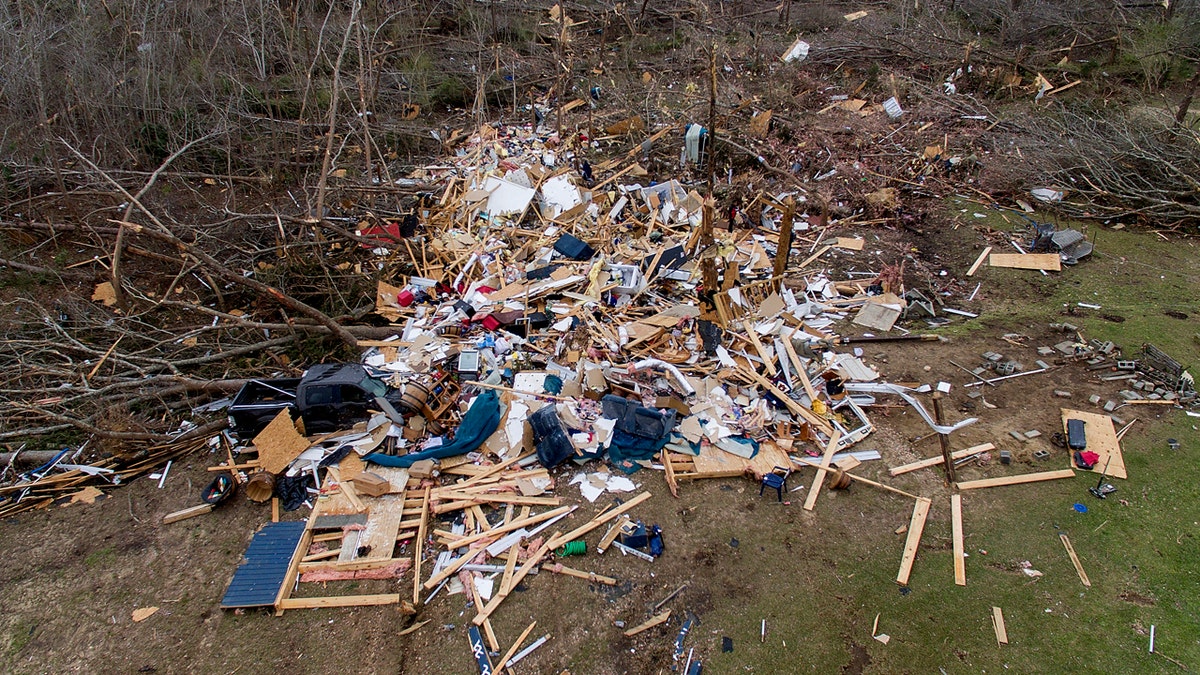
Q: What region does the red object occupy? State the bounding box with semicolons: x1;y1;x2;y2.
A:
481;315;501;331
356;221;401;248
396;290;414;307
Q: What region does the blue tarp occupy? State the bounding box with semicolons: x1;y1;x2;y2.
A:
364;390;502;468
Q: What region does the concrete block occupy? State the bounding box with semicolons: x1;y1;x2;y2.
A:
1088;394;1102;405
1024;430;1042;439
1009;430;1027;442
1037;346;1056;356
1103;400;1117;411
1053;390;1072;398
1035;360;1052;370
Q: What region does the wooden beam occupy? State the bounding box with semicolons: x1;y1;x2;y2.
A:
956;469;1076;490
162;503;212;524
803;430;843;511
274;528;314;616
437;505;573;550
991;607;1009;645
889;444;995;477
473;539;553;625
277;593;400;610
623;610;671;637
413;486;430;605
742;319;777;376
1060;534;1091;587
495;621;537;675
597;516;630;554
782;331;819;403
739;366;835;435
896;498;932;586
546;491;652;551
951;494;966;587
544;562;618;585
661;449;679;498
966;246;993;276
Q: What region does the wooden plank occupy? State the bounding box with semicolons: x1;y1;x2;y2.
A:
413;485;430;605
798;244;832;269
966;246;993;276
1060;534;1091;587
956;469;1076;490
896;498;932;586
782;331;819;403
495;621;537;675
162;503;212;524
298;557;409;573
623;610;671;637
988;253;1062;271
991;607;1009;645
500;543;519;592
546;492;652;551
277;593;400;610
437;505;573;550
951;494;966;587
803;430;843;511
661;449;679;498
889;443;995;477
434;491;560;507
473;539;553;625
273;528;314;615
482;618;501;652
742;319;777;376
1061;408;1126;479
739;367;835;435
597;516;629;554
544;562;618;585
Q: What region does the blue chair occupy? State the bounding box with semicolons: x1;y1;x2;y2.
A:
759;466;792;501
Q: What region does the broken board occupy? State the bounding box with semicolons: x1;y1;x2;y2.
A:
1061;408;1126;479
896;498;931;586
351;466;411;561
988;253;1062;271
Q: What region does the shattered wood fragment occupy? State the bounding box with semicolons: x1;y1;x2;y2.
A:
623;610;671;637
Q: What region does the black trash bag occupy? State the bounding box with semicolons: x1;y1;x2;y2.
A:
529;404;574;468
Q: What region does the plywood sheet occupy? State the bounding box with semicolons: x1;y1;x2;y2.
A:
689;440;792;479
254;409;310;474
1061;408;1126;479
355;467;410;561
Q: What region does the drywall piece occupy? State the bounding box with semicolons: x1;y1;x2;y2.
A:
853;302;901;332
988;253;1062;271
483;176;536;217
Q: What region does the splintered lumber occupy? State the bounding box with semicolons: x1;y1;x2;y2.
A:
545;563;618;585
495;621;537;675
623;610;671;637
896;498;932;586
956;469;1076;490
277;593;400;610
597;515;631;553
162;503;213;524
661;448;679;498
793;458;920;500
889;443;995;477
413;486;430;605
739;367;835;435
546;491;652;550
439;505;573;550
803;430;843;511
742;319;777;376
966;246;993;276
988;253;1062;271
951;494;966;586
991;607;1009;645
1060;534;1091;587
423;547;482;591
473;539;553;625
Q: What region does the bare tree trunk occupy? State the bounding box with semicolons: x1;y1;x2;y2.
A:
313;0;360;223
1175;70;1199;127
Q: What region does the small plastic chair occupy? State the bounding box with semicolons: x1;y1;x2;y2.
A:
759;466;792;501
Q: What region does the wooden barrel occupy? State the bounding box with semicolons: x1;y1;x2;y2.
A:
399;381;430;414
245;471;276;503
826;469;852;490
